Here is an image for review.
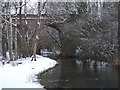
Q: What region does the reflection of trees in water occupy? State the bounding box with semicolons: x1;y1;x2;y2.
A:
75;59;118;80
59;59;77;88
59;59;104;88
38;58;118;88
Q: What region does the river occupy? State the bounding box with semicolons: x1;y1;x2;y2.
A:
37;58;119;88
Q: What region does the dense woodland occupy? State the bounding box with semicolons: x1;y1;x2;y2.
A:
0;0;120;67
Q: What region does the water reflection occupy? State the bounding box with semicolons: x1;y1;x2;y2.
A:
59;59;118;88
39;58;118;88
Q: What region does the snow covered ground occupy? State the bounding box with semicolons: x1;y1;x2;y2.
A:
0;55;57;89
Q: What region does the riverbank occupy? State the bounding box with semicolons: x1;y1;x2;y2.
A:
0;55;57;89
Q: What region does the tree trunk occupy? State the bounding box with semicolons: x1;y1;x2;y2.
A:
32;1;46;61
0;0;2;57
118;2;120;65
8;17;13;61
32;37;37;61
2;24;7;59
118;2;120;51
60;38;76;57
0;15;2;57
14;26;18;60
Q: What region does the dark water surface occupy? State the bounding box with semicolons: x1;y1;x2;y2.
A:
38;58;119;88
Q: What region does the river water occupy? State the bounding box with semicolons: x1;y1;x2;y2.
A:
38;58;119;88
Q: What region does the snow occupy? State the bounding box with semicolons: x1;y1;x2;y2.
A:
0;55;57;89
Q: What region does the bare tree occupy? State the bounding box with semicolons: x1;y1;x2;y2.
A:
0;1;2;57
14;8;18;60
8;3;13;60
32;1;47;61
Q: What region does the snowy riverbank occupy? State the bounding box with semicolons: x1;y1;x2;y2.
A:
0;55;57;89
